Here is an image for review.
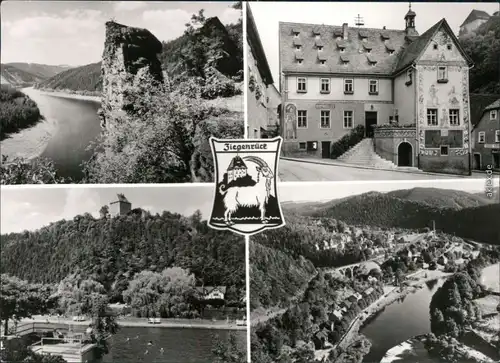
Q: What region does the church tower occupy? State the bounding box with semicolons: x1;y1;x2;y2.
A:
405;3;417;36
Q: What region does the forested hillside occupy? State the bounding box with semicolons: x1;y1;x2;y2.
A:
0;210;245;303
1;63;70;88
306;193;500;245
250;242;316;310
0;85;43;139
460;15;500;94
35;62;102;93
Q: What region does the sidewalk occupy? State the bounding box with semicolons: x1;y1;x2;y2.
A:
281;156;478;178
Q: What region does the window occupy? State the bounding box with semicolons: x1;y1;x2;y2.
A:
369;80;378;94
478;131;485;143
427;108;438;126
254;128;258;138
366;49;371;54
317;45;323;51
437;66;448;82
447;44;452;50
340;48;345;53
344;79;354;94
293;31;300;38
440;145;449;156
295;45;302;50
388;50;394;55
406;69;413;85
449;109;460;126
320;78;330;93
496;130;500;143
491;110;498;120
433;43;438;50
297;59;303;64
320;110;331;128
343;110;354;128
299;142;306;150
297;78;307;92
297;110;307;128
320;60;326;65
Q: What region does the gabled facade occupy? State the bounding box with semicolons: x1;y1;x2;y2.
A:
279;7;473;175
196;286;227;300
471;99;500;170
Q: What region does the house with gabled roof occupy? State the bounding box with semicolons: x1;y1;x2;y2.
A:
471;99;500;170
459;10;491;37
279;5;474;175
227;156;248;183
195;286;227;301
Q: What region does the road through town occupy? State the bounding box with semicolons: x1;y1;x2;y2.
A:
278;159;472;181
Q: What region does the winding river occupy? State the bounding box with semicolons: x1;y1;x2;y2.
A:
1;88;101;181
361;279;445;363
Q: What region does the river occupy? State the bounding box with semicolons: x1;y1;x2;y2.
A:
360;279;445;363
1;87;101;181
102;327;246;363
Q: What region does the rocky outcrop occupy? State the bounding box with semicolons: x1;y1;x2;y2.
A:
100;21;164;128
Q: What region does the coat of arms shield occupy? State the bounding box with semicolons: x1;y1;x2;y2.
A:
208;137;285;236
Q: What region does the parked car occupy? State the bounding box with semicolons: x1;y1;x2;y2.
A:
154;318;161;324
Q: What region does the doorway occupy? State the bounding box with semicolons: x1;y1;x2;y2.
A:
397;142;412;167
365;111;378;138
321;141;331;158
493;153;499;169
473;153;481;170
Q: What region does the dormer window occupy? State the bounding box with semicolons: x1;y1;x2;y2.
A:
447;44;452;50
317;45;324;51
367;54;377;66
359;30;368;40
381;32;390;40
388;50;394;55
297;59;303;65
318;54;327;65
295;45;302;50
385;43;395;54
340;54;349;66
292;29;300;37
315;40;324;51
340;48;345;53
437;66;448;83
320;60;326;65
295;53;304;64
433;43;438;50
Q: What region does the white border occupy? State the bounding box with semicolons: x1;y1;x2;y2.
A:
243;0;248;141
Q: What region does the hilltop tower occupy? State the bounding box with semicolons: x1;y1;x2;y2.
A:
227;156;248;183
404;3;417;36
110;193;132;216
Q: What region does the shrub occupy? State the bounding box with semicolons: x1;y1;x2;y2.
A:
201;68;241;100
330;125;365;159
1;155;67;184
83;70;243;183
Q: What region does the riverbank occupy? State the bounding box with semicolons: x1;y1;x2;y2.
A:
335;269;451;355
17;316;246;331
34;88;101;103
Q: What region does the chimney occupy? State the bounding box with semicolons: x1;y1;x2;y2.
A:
342;23;348;40
383;26;386;30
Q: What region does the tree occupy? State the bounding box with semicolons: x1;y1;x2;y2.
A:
99;205;110;219
212;333;246;363
0;274;55;335
122;267;198;318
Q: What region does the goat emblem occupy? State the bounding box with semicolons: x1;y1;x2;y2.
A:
208;137;285;236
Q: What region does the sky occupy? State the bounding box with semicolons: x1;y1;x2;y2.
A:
1;1;241;66
278;178;499;203
250;2;500;83
2;179;498;233
1;185;215;234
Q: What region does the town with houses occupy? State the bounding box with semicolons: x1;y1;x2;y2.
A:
247;3;500;178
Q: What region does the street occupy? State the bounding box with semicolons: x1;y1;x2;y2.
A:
278;159;474;181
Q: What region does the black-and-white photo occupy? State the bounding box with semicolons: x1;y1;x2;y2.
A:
0;185;247;363
250;179;499;363
247;2;500;181
1;1;243;185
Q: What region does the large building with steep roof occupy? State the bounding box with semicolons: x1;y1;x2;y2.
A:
279;6;473;175
110;193;132;216
227;155;248;183
459;9;491;37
